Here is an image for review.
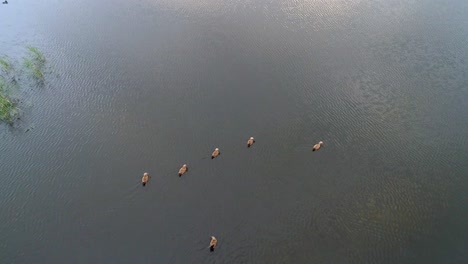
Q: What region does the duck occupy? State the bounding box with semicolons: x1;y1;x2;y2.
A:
141;172;149;186
178;164;188;177
211;148;220;159
209;236;218;251
312;141;323;151
247;137;255;147
2;1;8;4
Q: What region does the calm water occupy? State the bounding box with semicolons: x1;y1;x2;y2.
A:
1;0;467;263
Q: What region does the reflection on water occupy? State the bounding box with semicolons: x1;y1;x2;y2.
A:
0;0;467;263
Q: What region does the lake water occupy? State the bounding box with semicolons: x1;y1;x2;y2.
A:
1;0;467;263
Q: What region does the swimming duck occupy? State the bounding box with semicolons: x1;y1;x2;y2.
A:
209;236;218;251
247;137;255;147
312;141;323;151
211;148;220;159
2;1;8;4
178;164;188;177
141;172;149;186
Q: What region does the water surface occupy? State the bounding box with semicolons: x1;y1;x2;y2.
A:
1;0;467;263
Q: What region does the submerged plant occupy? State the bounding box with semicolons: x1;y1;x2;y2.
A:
23;46;46;81
26;46;46;64
0;46;47;124
0;57;20;124
0;77;16;123
0;56;17;82
0;56;13;74
0;94;15;123
24;58;44;80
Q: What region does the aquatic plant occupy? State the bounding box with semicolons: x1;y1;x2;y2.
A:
27;46;46;64
0;77;16;123
23;46;46;81
0;46;47;124
0;94;15;123
0;56;17;82
0;56;13;74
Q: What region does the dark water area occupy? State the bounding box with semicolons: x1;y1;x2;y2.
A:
1;0;467;263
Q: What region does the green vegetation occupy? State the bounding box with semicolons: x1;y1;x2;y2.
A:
0;46;46;124
0;77;16;123
0;93;15;123
0;56;13;75
23;46;46;81
0;56;17;85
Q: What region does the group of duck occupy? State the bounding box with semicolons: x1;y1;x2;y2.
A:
140;137;324;251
